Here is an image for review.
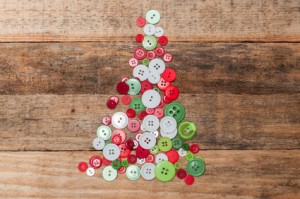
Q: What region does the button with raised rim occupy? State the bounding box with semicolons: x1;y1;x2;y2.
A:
178;120;197;141
187;158;205;176
103;143;121;161
130;98;146;114
141;163;156;180
142;90;161;109
149;58;165;74
139;132;157;149
112;129;127;143
112;134;122;145
160;116;177;133
165;149;179;164
136;145;150;159
126;78;141;95
142;115;160;132
163;53;173;63
96;126;112;140
165;102;186;123
158;35;168;46
157;137;172;152
155;47;164;56
126;108;136;118
93;137;105;150
116;81;129;94
162;68;176;82
147;51;156;60
190;143;200;154
157;77;171;91
127;154;137;164
165;85;179;100
127;119;140;133
133;64;149;81
143;24;156;36
134;47;147;60
146;10;160;24
111;112;128;129
154;161;176;182
176;168;187;179
126;165;141;180
78;162;88;172
102;166;118;181
172;137;183;150
142;35;157;50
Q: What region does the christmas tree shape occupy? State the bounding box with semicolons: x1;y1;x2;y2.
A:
77;10;205;185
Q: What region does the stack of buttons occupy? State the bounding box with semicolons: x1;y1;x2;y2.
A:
77;10;205;185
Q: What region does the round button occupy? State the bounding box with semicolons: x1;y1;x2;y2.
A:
96;126;112;140
185;175;195;185
165;85;179;100
129;98;146;114
111;112;128;129
162;68;176;82
174;162;182;170
106;99;117;109
157;77;171;91
178;148;187;157
126;108;136;118
142;35;157;50
102;116;111;126
78;162;88;172
154;26;164;37
137;158;145;165
126;78;141;95
143;24;156;36
147;51;156;60
150;145;159;154
155;153;168;164
136;145;150;159
102;166;118;181
127;154;137;164
103;143;121;161
158;36;168;46
160;128;177;139
86;167;95;176
155;47;164;56
176;168;187;179
125;139;134;150
163;53;173;63
141;163;155;180
142;58;150;66
138;110;148;120
121;95;131;105
136;17;146;27
118;166;126;174
139;132;157;149
141;90;161;108
126;165;141;180
178;120;197;141
186;151;195;161
145;154;155;163
112;134;122;145
146;108;155;114
154;161;176;182
142;115;160;132
112;129;126;143
109;96;119;104
129;57;139;68
146;10;160;24
119;143;131;158
190;144;200;154
127;119;140;133
187;158;205;177
135;33;144;43
92;137;105;150
116;81;129;95
172;137;183;150
141;80;153;94
165;102;186;123
149;58;165;74
182;143;190;151
134;47;147;60
102;157;112;166
163;95;173;104
165;149;179;164
111;159;121;170
133;64;149;81
157;137;172;152
121;159;129;167
147;70;160;84
160;116;177;133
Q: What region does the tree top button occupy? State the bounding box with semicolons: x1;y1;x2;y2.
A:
146;10;161;24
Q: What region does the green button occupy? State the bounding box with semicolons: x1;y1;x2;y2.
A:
150;145;159;154
153;87;160;93
142;58;150;66
142;35;157;51
126;78;141;95
165;102;186;123
174;161;182;170
178;120;197;141
146;10;161;24
182;143;190;151
172;137;182;150
102;166;118;181
186;151;195;161
154;161;176;182
186;158;205;177
121;159;129;167
111;160;121;170
96;126;112;140
126;165;141;180
129;98;146;114
158;137;172;152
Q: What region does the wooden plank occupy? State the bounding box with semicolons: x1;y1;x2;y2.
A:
0;150;299;198
0;42;299;95
0;94;299;151
0;0;299;42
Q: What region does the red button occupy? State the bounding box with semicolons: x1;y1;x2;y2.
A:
157;77;171;91
146;51;156;60
138;110;148;120
176;168;187;179
112;134;122;145
77;162;88;172
146;108;155;114
106;99;117;109
141;80;153;94
118;166;126;174
135;34;144;43
119;143;131;158
136;17;146;27
154;108;164;119
163;52;173;63
102;116;111;126
162;68;176;82
145;154;155;163
190;144;200;154
121;95;131;105
126;108;136;118
129;57;138;68
155;47;164;56
158;36;168;46
127;154;137;164
102;157;112;166
134;47;147;60
157;99;164;108
116;81;129;94
127;119;140;132
89;155;102;169
165;149;179;164
112;129;127;143
135;145;150;159
185;175;195;185
125;139;134;150
109;96;119;104
163;95;173;104
165;85;179;100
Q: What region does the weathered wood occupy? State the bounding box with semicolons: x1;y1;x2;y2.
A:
0;94;299;151
0;150;299;198
0;42;299;95
0;0;299;42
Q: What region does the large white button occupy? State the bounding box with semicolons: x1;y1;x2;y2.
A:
102;166;118;181
155;153;168;164
149;58;165;74
141;163;155;180
86;167;95;176
160;116;177;133
133;64;149;81
146;10;160;24
160;128;178;139
92;137;105;150
147;70;160;84
103;144;121;161
143;24;156;36
111;112;128;129
154;26;164;37
141;90;161;108
139;132;157;149
142;115;160;132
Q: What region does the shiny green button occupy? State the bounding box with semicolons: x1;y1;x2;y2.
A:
146;10;161;24
129;98;146;114
178;120;197;141
165;102;186;123
186;151;195;161
182;143;190;151
142;58;150;66
150;145;159;154
186;158;205;177
126;78;141;95
172;137;182;150
158;137;172;152
121;159;129;167
96;126;112;140
154;161;176;182
174;161;182;170
142;35;157;51
111;160;121;170
126;165;141;180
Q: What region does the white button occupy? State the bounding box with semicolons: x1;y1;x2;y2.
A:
160;128;178;139
137;158;145;165
133;64;149;81
86;167;95;176
178;148;187;157
102;166;118;181
142;115;160;132
149;58;165;75
154;26;164;37
133;140;139;149
141;90;161;108
92;137;105;150
111;112;128;129
141;163;155;180
139;132;156;149
151;130;159;138
147;70;160;84
103;144;121;161
160;116;177;133
143;24;156;36
155;153;168;164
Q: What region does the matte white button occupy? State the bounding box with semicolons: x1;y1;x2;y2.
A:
142;115;160;132
160;116;177;133
146;10;160;24
147;70;160;84
143;24;156;36
111;112;128;129
141;90;161;108
154;26;164;37
149;58;165;74
137;158;145;165
178;148;187;157
139;132;157;149
86;167;95;176
133;64;149;81
155;153;168;164
102;166;118;181
141;163;155;180
160;128;178;139
103;143;121;161
92;137;105;150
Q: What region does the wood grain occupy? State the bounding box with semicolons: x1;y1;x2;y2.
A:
0;150;299;199
0;94;299;151
0;0;299;42
0;42;299;95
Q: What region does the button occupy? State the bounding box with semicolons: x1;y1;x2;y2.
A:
165;85;179;100
140;80;153;94
142;35;157;50
186;151;195;161
102;166;118;181
165;102;186;123
137;158;145;165
154;161;176;182
116;81;129;95
127;119;140;133
121;159;129;167
150;130;159;138
149;58;166;75
150;145;159;154
118;166;126;174
145;10;160;24
155;153;168;164
163;95;173;104
185;175;195;185
130;98;146;114
93;137;105;150
178;148;187;157
157;99;164;108
142;115;160;132
178;120;197;141
160;128;177;139
112;134;122;145
134;47;147;60
176;168;187;179
142;58;150;66
78;162;88;172
162;68;176;82
103;143;121;161
127;154;137;164
129;57;139;68
126;165;141;180
155;47;164;56
174;161;182;169
102;157;112;166
158;36;168;46
190;144;200;154
141;90;161;108
157;137;172;152
146;108;155;114
147;70;160;84
160;116;177;133
126;78;141;95
165;149;179;164
146;51;156;60
135;33;144;43
136;17;146;27
139;132;157;149
182;143;190;151
143;24;156;36
138;110;148;120
154;108;164;119
126;108;136;118
154;26;164;37
135;132;142;141
141;163;156;180
112;129;127;143
111;112;128;129
157;77;171;91
145;154;155;163
172;137;183;150
109;96;119;104
136;145;150;159
125;139;134;150
121;95;131;105
111;159;121;170
96;126;112;140
163;53;173;63
102;116;111;126
106;99;117;109
86;167;95;176
133;64;149;81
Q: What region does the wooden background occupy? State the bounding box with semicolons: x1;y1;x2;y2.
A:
0;0;299;198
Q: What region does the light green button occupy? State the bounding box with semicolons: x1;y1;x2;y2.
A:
96;126;112;140
150;145;159;154
142;35;157;51
174;161;182;170
111;160;121;170
121;159;129;167
102;166;118;181
126;165;141;180
186;151;195;161
154;161;175;182
172;137;182;150
129;98;146;114
142;58;150;66
126;78;141;95
153;87;160;93
186;158;205;177
158;137;172;152
165;102;186;123
178;120;197;141
146;10;161;24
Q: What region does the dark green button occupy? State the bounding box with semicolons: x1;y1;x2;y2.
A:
154;161;176;182
142;58;150;66
111;160;121;170
165;102;186;123
186;158;205;177
178;120;197;141
129;98;146;114
182;143;190;151
172;137;182;150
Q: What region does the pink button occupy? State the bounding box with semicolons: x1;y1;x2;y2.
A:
102;116;111;126
146;108;155;114
112;129;127;143
163;52;173;63
157;77;171;91
129;58;139;68
154;108;164;119
157;100;164;108
135;133;142;141
146;51;156;60
109;96;119;104
128;119;140;133
121;95;131;105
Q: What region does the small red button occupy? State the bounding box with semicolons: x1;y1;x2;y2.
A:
146;108;155;114
138;110;148;120
106;99;117;109
119;143;131;158
141;80;153;94
190;144;200;154
109;96;119;104
116;81;129;95
176;168;187;179
154;108;164;119
163;95;173;104
102;116;111;126
127;154;137;164
135;33;144;43
145;154;155;163
89;155;102;169
136;145;150;159
129;57;138;68
165;85;179;100
121;95;131;105
125;139;134;150
127;119;140;133
112;134;122;145
136;17;146;27
157;77;171;91
158;36;168;46
165;149;179;164
162;68;176;82
118;166;126;174
134;47;147;60
126;108;136;118
185;175;195;185
77;162;88;172
155;47;164;56
102;157;112;166
163;52;173;63
146;51;156;60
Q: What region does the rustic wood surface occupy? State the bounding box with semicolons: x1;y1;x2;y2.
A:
0;0;299;198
